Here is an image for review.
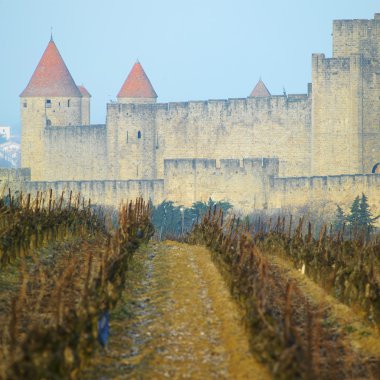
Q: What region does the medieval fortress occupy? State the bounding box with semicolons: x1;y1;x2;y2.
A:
13;14;380;215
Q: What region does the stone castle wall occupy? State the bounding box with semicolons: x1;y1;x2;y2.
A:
311;14;380;176
361;55;380;174
15;168;380;225
332;15;380;59
164;158;279;211
106;103;157;181
269;174;380;220
21;179;164;207
81;97;91;125
17;14;380;218
0;168;31;193
311;54;362;175
154;95;311;178
21;96;83;181
42;124;107;181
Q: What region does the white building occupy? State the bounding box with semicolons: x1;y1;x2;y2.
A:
0;126;11;141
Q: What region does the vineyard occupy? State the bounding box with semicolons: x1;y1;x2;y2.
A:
1;190;380;379
189;208;380;379
0;191;153;379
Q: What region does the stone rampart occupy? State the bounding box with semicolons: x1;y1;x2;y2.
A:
164;158;279;210
21;179;164;207
154;96;311;178
333;15;380;59
107;94;311;182
269;174;380;218
0;168;31;192
43;124;107;181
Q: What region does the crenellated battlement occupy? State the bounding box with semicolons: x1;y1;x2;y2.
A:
163;94;310;113
164;158;278;209
312;54;353;73
108;93;310;118
45;124;106;131
21;179;165;206
164;158;279;176
272;173;380;191
332;14;380;59
269;173;380;219
0;168;31;183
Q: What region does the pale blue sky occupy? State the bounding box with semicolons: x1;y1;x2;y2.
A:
0;0;379;135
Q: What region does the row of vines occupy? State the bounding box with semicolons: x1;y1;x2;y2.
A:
189;209;380;380
0;191;153;379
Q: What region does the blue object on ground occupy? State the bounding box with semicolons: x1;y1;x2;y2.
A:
98;310;110;347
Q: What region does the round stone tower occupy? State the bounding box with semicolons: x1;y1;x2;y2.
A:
20;37;83;180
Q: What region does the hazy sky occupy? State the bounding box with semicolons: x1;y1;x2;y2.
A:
0;0;379;134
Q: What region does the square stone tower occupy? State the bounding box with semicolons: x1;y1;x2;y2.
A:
106;61;158;180
312;14;380;175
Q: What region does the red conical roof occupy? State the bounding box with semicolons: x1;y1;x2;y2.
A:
117;61;157;99
78;85;91;97
20;39;82;97
249;79;271;97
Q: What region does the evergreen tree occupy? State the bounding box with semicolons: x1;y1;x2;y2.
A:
190;198;233;221
333;205;346;231
346;193;379;237
359;193;374;230
152;198;233;239
347;196;360;231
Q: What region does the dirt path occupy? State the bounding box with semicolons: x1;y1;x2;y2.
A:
83;241;271;380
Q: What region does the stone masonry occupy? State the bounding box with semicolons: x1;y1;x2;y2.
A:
17;14;380;217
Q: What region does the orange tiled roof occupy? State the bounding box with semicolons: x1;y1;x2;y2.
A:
78;85;91;97
20;39;82;97
249;79;271;97
117;61;157;98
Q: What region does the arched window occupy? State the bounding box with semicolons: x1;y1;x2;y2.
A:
137;131;142;139
46;119;52;127
372;163;380;173
67;99;71;107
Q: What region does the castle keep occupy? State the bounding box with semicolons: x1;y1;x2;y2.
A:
19;14;380;215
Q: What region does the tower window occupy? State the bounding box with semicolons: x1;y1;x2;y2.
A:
137;131;142;139
67;99;71;107
23;102;27;108
45;99;51;108
126;131;129;143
